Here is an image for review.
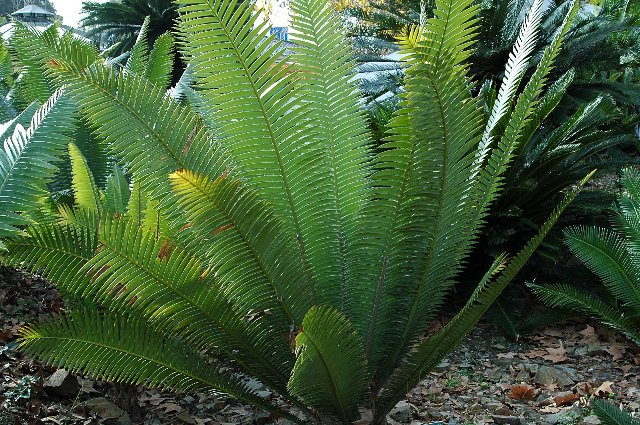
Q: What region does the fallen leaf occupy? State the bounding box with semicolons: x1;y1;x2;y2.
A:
159;402;182;413
575;382;594;396
554;392;579;407
607;345;624;361
595;381;615;397
543;328;564;337
497;352;517;359
620;365;633;373
507;384;536;401
579;325;598;344
543;345;568;363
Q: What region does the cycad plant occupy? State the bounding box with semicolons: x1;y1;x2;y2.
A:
1;0;588;422
592;398;640;425
531;167;640;345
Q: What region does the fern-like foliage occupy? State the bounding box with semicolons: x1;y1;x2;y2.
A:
531;167;640;345
0;90;73;249
0;0;588;422
592;398;640;425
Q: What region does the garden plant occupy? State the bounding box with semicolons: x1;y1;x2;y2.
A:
0;0;590;422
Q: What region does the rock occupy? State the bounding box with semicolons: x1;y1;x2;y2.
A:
535;366;576;388
82;397;131;425
575;344;608;357
492;415;521;425
582;415;601;425
253;411;271;425
435;361;450;372
545;405;581;424
389;401;412;422
175;411;197;424
43;369;80;398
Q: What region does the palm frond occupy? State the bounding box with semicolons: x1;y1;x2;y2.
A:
104;164;130;215
0;90;73;248
169;169;312;326
19;308;299;423
289;0;372;314
146;32;174;88
529;283;640;344
177;0;338;305
592;399;640;425
564;226;640;311
68;143;101;213
374;170;592;419
288;306;368;422
125;15;150;75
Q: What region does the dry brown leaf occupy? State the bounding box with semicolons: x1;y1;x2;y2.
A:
620;365;633;373
595;381;615;397
554;392;579;407
579;325;599;344
543;345;568;363
575;382;594;396
507;384;536;401
607;345;624;361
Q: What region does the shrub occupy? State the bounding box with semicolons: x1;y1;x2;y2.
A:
1;0;586;422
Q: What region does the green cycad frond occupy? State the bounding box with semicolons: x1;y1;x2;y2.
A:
68;143;101;213
480;0;546;149
592;399;640;425
370;0;484;378
125;16;151;75
289;0;372;314
564;226;640;311
374;171;592;420
0;90;73;248
79;216;294;390
288;306;368;422
146;33;174;89
13;24;226;199
19;308;297;422
125;16;174;89
169;169;312;326
1;216;99;298
529;283;640;344
177;0;336;304
104;164;130;215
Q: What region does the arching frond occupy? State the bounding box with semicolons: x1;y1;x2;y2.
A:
68;143;101;213
0;90;73;248
564;226;640;311
289;0;372;313
19;309;300;423
288;306;368;422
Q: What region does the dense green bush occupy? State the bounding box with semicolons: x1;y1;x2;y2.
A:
1;0;587;422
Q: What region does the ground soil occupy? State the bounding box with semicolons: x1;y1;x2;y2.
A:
1;268;639;425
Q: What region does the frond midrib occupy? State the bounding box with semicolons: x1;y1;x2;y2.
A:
199;1;315;290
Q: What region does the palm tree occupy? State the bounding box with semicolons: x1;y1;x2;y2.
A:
80;0;178;56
